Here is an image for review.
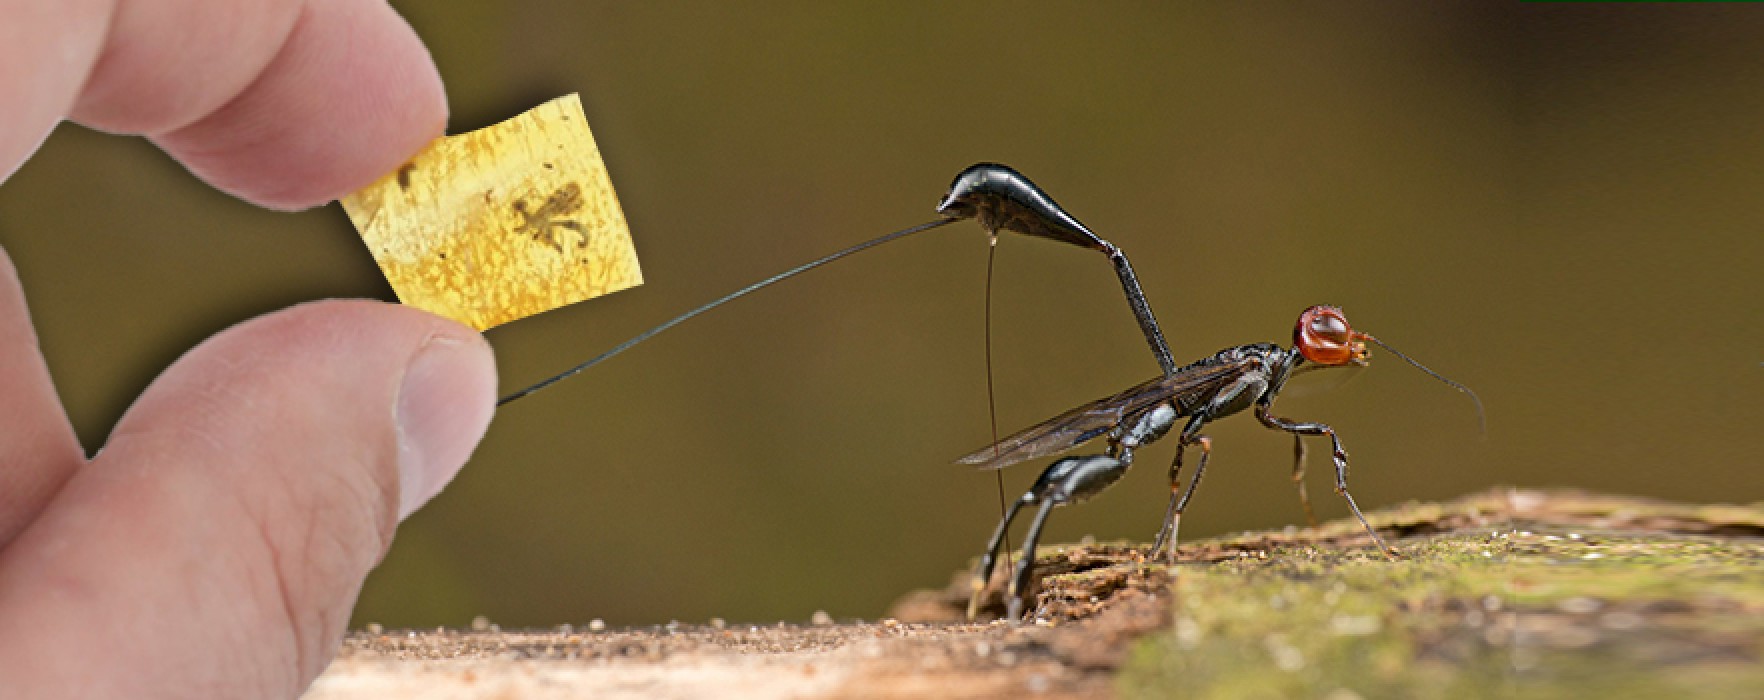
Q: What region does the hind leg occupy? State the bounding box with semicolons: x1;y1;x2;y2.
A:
976;454;1132;621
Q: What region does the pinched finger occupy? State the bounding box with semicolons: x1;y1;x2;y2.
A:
0;301;494;696
0;246;83;546
1;0;446;210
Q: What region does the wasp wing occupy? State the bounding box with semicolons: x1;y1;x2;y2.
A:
955;358;1255;470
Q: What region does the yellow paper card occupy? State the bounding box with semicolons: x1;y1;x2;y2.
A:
340;94;642;330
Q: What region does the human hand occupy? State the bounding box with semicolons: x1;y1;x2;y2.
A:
0;1;496;696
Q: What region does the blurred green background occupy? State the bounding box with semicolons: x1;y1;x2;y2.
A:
1;2;1760;629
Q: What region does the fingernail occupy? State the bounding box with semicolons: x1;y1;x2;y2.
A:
395;333;497;520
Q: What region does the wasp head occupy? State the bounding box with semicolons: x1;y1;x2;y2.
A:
1294;305;1370;366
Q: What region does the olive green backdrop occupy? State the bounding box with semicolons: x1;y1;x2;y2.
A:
2;3;1759;628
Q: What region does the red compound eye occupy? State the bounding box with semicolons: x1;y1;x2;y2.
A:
1295;305;1358;365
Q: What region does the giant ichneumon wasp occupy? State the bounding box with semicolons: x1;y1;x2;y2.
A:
959;305;1482;620
493;164;1478;625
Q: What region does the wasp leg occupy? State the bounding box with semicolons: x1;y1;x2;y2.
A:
1150;375;1263;560
1152;437;1210;563
967;494;1033;620
975;454;1132;621
554;219;588;249
1153;415;1213;562
1157;409;1227;560
1256;405;1396;559
1007;499;1061;621
1292;434;1318;527
970;403;1173;621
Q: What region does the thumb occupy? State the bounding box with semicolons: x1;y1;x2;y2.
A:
0;300;495;697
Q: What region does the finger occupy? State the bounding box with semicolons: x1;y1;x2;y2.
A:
0;0;446;210
0;0;109;183
0;245;84;545
145;0;447;209
0;301;495;696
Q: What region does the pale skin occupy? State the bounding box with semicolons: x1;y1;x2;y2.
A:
0;0;498;696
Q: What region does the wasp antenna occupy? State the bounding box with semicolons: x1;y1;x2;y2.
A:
1359;334;1486;436
498;217;960;406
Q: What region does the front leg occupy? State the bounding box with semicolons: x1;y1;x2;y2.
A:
1255;404;1397;559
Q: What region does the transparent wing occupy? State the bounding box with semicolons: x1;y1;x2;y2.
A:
954;359;1254;470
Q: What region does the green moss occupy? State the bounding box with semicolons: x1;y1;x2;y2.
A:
1113;494;1764;699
